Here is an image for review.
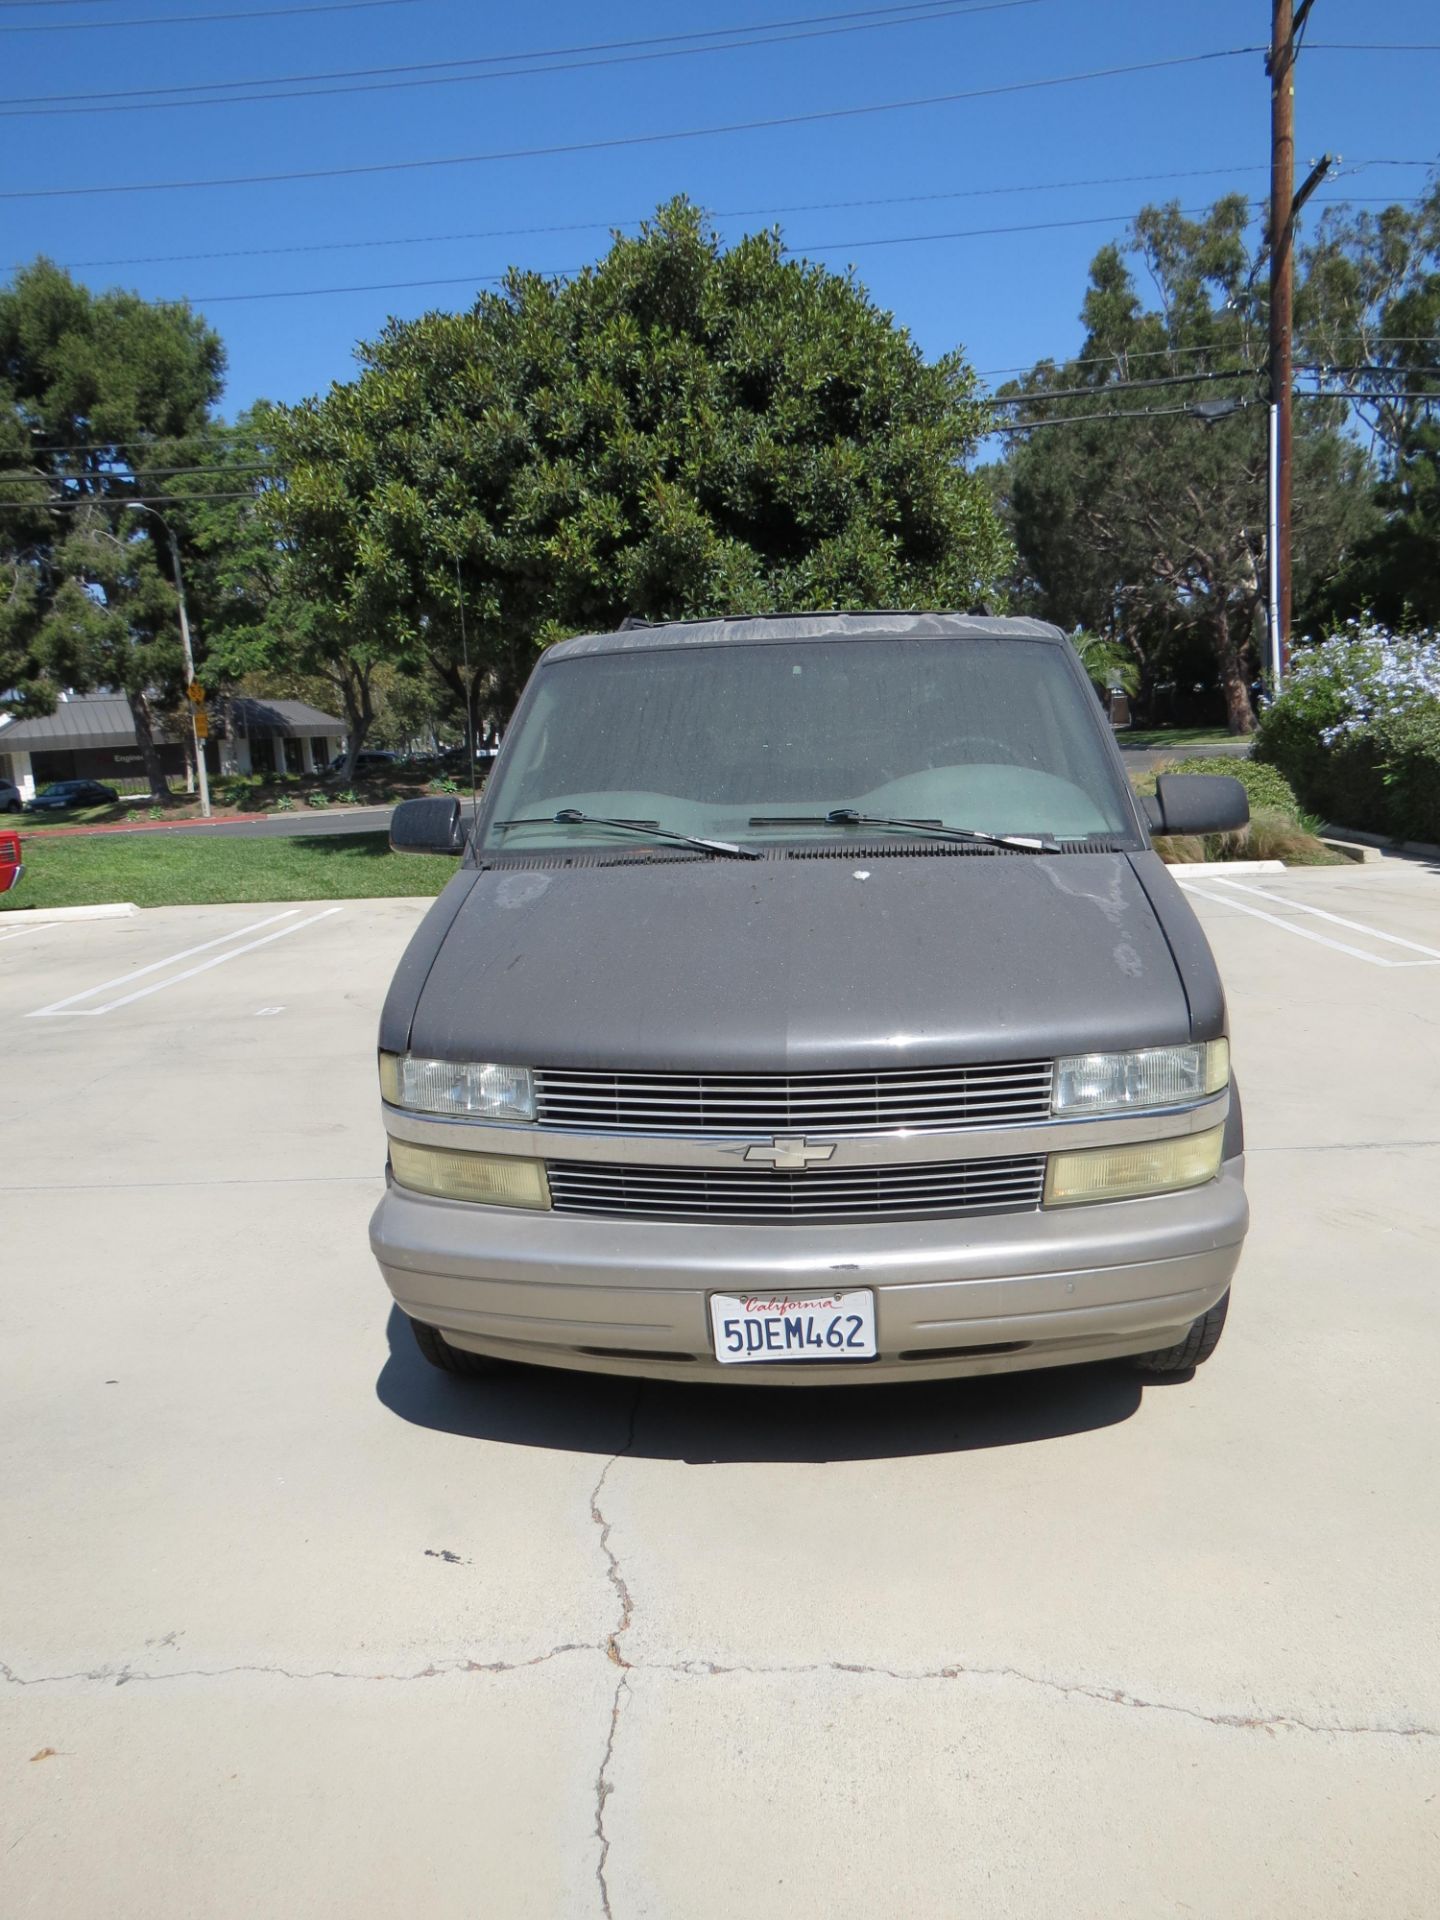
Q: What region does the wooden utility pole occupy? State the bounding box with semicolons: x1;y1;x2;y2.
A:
1266;2;1329;687
1267;0;1299;682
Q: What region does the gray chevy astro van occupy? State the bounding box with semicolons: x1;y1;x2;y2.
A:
372;612;1249;1386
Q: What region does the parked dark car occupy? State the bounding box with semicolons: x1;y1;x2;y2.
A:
26;780;120;812
0;777;23;814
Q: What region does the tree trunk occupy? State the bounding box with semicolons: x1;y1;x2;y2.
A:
128;692;171;799
1213;606;1257;734
330;663;375;782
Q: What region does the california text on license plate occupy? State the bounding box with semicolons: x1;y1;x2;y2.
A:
709;1291;877;1365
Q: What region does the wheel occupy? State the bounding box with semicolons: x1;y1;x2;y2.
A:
1130;1289;1229;1376
408;1316;505;1377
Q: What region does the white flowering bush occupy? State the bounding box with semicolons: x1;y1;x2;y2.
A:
1255;620;1440;840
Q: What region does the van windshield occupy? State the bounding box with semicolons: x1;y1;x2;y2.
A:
479;637;1137;854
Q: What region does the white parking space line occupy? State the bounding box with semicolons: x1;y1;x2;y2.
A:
0;924;45;944
1208;877;1440;961
25;909;302;1015
27;908;342;1017
1181;877;1440;968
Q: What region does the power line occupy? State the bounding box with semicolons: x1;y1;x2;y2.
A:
9;388;1433;495
0;0;423;30
992;366;1263;402
0;2;1042;116
15;344;1435;458
89;206;1240;305
974;334;1440;376
1300;387;1440;401
99;191;1426;306
0;374;1267;472
0;456;276;472
0;48;1263;201
42;165;1276;271
0;0;964;90
0;493;266;509
42;158;1435;273
993;398;1261;432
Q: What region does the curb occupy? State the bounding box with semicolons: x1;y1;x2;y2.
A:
1319;837;1384;864
21;802;396;838
0;902;139;921
1322;824;1440;862
26;812;272;838
1169;860;1286;880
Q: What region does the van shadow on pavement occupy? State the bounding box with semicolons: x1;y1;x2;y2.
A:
375;1308;1143;1464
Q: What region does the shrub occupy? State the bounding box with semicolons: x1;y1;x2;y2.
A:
1159;755;1301;818
1254;620;1440;840
304;790;331;808
1152;809;1339;869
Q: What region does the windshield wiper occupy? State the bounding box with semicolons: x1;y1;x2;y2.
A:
495;810;761;860
747;808;1060;853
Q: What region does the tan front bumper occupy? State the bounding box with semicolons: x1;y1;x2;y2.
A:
370;1158;1247;1385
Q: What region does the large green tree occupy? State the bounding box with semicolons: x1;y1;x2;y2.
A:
0;259;226;794
995;198;1373;732
1297;180;1440;628
272;199;1010;756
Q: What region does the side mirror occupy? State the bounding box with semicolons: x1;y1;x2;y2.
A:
1152;768;1251;837
1143;773;1250;838
390;795;467;855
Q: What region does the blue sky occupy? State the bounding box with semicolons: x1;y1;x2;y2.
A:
2;0;1436;419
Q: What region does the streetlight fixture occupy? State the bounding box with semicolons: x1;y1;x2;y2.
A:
125;502;211;818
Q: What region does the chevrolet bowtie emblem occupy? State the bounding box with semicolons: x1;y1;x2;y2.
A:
743;1136;837;1170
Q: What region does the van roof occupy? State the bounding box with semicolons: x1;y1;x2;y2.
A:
544;611;1069;661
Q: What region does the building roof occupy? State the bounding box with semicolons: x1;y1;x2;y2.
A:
228;697;347;740
0;691;345;751
0;695;136;753
545;611;1068;661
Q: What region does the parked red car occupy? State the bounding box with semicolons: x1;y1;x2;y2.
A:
0;829;22;895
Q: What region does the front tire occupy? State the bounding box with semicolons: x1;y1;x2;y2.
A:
408;1317;505;1377
1130;1289;1229;1376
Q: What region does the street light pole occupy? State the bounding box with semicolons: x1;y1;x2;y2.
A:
126;502;211;818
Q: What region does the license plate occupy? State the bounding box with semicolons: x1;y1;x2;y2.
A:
709;1291;877;1365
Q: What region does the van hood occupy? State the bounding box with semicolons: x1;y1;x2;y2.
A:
401;851;1213;1074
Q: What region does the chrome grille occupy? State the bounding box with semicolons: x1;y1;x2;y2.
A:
545;1155;1046;1223
533;1062;1055;1137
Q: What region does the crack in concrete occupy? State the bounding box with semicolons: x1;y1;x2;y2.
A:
3;1642;1432;1742
586;1385;643;1915
0;1647;594;1689
657;1656;1439;1741
588;1385;642;1670
593;1674;629;1920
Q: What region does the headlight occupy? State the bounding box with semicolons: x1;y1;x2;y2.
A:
389;1139;551;1209
1052;1040;1228;1115
1044;1125;1225;1207
379;1053;535;1123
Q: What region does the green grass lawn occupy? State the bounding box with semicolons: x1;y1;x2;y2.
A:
1118;727;1238;749
9;803;129;832
1;832;455;910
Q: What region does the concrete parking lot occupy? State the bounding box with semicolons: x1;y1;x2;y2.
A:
3;863;1438;1917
